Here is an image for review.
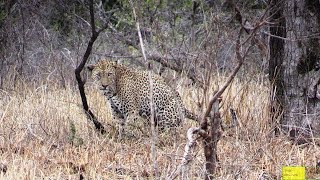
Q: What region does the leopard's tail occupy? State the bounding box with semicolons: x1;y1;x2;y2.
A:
174;90;199;122
184;108;199;122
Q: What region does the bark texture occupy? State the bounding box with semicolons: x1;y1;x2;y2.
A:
279;0;320;137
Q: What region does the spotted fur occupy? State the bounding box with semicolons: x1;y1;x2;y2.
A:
87;60;197;132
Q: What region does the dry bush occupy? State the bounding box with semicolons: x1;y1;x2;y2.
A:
0;76;319;179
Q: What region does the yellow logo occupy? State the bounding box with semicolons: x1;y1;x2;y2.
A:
282;166;305;180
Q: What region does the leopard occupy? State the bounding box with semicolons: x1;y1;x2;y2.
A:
87;59;197;135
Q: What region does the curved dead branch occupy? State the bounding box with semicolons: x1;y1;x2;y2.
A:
75;0;108;134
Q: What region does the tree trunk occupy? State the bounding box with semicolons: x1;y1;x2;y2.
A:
270;0;320;139
269;0;286;135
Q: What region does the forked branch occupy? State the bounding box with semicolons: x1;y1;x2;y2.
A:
172;9;269;178
74;0;108;134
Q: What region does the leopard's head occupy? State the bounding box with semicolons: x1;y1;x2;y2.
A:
87;60;117;97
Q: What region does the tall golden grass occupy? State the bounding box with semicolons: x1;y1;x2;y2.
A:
0;77;319;179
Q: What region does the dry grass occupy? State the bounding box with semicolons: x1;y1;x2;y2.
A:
0;77;319;179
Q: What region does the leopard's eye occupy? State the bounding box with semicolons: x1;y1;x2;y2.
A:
107;72;113;77
96;72;101;80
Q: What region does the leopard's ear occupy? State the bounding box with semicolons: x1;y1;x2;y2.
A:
111;60;117;67
87;64;96;71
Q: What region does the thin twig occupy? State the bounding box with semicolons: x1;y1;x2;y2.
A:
130;0;158;177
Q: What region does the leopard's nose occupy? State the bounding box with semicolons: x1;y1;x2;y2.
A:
100;85;108;90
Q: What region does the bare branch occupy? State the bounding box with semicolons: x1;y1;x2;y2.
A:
168;127;205;180
74;0;109;134
193;5;270;177
201;32;243;124
107;24;204;87
89;0;96;35
148;54;204;87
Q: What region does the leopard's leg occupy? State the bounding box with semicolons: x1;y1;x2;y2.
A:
124;96;147;135
112;109;126;139
126;111;140;124
108;97;126;139
118;118;125;140
156;104;183;142
125;110;145;136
